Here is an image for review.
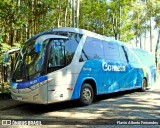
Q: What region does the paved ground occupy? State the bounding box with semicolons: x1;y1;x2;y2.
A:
0;79;160;128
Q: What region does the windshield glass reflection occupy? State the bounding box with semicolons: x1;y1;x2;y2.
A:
12;39;47;82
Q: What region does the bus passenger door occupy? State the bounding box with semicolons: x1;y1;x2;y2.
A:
46;36;79;103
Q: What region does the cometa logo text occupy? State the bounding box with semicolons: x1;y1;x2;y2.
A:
102;62;126;72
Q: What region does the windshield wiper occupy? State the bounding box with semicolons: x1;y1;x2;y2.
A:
12;60;28;82
28;71;42;79
25;64;30;80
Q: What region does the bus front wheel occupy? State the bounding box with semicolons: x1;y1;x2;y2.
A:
80;83;94;106
141;78;147;91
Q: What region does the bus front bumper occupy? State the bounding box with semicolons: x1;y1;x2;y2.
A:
11;85;48;104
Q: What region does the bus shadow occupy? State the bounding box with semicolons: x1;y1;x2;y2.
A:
9;89;139;114
1;88;159;119
93;89;138;104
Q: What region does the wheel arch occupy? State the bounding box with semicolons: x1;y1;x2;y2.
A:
82;78;97;96
143;77;148;87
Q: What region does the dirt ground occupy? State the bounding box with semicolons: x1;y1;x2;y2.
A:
0;79;160;128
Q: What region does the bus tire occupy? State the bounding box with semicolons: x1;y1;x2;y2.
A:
80;83;94;106
141;78;147;91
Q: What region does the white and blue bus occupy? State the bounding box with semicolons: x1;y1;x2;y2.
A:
8;27;154;105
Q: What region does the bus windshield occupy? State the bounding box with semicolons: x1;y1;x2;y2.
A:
12;39;47;82
12;35;79;82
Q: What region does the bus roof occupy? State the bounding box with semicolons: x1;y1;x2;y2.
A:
26;27;125;46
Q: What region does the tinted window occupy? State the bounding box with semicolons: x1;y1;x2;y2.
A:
103;42;120;61
124;47;137;63
48;38;78;71
79;37;104;61
53;31;82;42
119;46;127;62
65;39;78;65
48;39;65;67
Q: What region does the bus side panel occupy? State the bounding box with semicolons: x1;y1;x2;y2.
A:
47;63;85;103
71;59;131;99
147;65;156;87
129;59;147;88
71;59;146;100
136;68;144;87
127;63;143;89
102;60;126;93
71;60;103;99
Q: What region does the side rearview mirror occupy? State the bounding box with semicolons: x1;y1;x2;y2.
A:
4;53;9;62
4;48;20;62
35;42;42;53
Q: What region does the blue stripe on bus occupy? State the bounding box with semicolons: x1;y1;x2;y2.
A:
13;76;48;89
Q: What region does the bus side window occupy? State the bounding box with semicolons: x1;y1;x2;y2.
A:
48;40;65;67
48;39;79;68
103;42;120;61
79;37;104;62
119;46;127;62
124;47;137;63
65;39;78;65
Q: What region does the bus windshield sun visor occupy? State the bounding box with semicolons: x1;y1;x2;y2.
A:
4;48;20;62
35;34;68;53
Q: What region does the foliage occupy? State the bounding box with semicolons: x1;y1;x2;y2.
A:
0;0;159;45
0;82;11;93
0;0;159;86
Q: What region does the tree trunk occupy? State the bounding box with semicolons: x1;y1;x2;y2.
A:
27;20;30;39
119;5;121;40
34;0;37;35
144;28;147;50
150;17;152;52
57;0;61;27
69;0;72;27
76;0;80;28
64;0;68;27
4;20;9;44
1;63;4;93
155;30;160;67
136;36;138;47
140;36;142;49
10;28;14;46
72;0;75;27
